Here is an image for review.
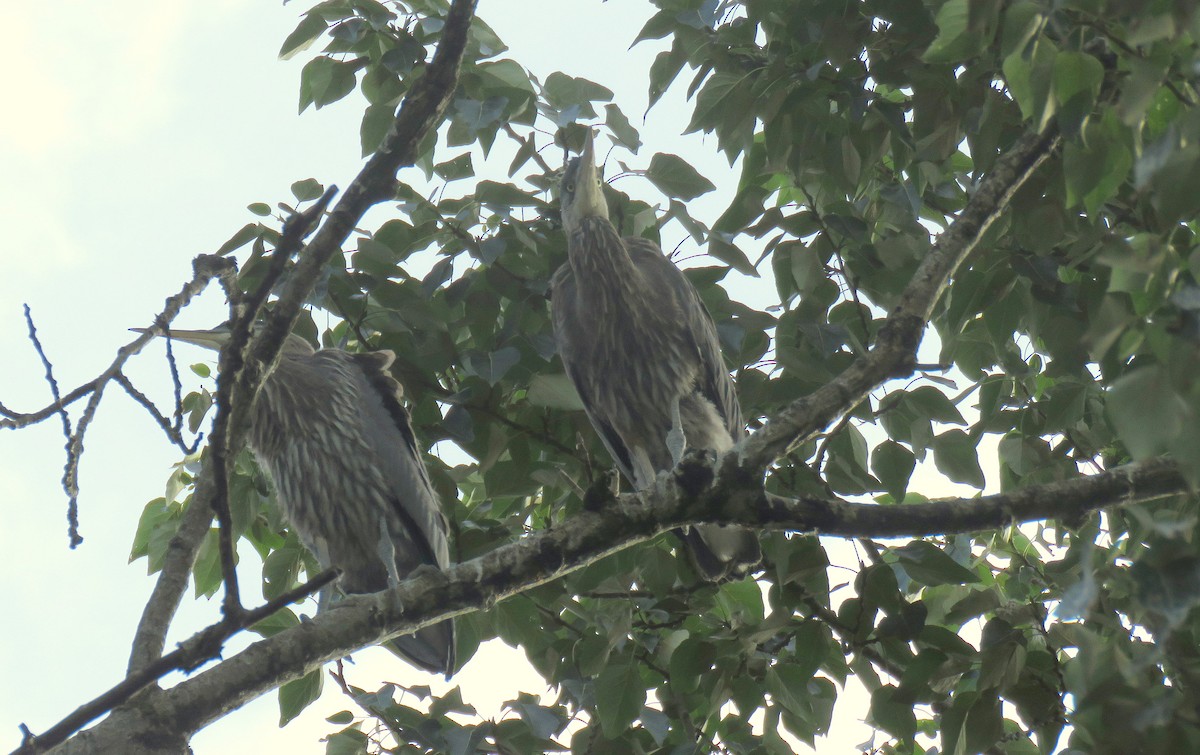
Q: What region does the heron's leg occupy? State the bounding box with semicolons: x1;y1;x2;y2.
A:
377;519;403;588
311;538;336;613
666;395;687;466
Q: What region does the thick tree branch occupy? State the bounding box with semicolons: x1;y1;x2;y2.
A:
125;485;216;676
39;457;1184;754
120;256;241;675
247;0;477;380
739;128;1062;472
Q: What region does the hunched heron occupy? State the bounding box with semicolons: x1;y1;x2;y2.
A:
550;132;762;581
144;325;455;676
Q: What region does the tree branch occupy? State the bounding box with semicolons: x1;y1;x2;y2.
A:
20;305;80;545
36;457;1184;754
121;256;241;675
739;128;1062;472
1;255;237;552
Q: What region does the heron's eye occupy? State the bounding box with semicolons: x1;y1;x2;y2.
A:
565;182;575;193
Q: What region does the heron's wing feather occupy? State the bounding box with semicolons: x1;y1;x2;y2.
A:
624;237;745;440
347;351;452;570
346;350;456;675
550;264;640;483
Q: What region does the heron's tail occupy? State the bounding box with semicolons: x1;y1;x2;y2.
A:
384;618;456;679
681;525;761;581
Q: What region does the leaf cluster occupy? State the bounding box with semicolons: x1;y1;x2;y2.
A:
122;0;1200;752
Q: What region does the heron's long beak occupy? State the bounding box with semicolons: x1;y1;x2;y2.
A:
573;130;609;221
130;327;231;353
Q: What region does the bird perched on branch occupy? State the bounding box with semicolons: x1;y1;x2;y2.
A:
550;131;762;581
142;325;455;676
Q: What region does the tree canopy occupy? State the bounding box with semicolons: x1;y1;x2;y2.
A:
8;0;1200;753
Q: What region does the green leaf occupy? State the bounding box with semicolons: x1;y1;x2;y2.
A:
932;429;986;488
1107;366;1186;459
893;541;980;586
644;153;716;201
868;685;917;739
249;607;300;638
325;710;354;725
922;0;974;64
1002;37;1058;131
906;386;967;425
192;528;224;598
464;346;521;385
1131;556;1200;630
325;728;368;755
129;497;173;570
605;104;641;153
1053;51;1103;135
360;102;394;157
668;637;711;693
434;153;474;181
526;373;584;411
647;45;687;110
1064;115;1132;214
279;667;324;726
708;234;759;277
279;13;328;61
715;578;765;623
215;222;261;256
595;662;644;738
871;441;916;502
542;71;613;113
476;180;543;208
478;59;533;94
291;178;324;202
767;664;817;719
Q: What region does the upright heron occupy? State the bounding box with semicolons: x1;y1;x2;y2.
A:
144;325;455;676
550;132;762;581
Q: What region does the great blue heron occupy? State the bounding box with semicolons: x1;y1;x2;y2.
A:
550;132;762;581
140;325;455;676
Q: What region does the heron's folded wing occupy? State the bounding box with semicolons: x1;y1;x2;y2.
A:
348;350;452;570
550;264;640;484
624;237;745;440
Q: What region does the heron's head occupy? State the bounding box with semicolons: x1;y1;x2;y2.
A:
132;323;316;356
560;130;609;234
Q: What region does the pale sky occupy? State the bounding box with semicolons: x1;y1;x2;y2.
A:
0;2;988;752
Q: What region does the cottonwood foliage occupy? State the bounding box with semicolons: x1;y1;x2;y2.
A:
124;0;1200;753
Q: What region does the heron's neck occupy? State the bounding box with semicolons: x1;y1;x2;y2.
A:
567;216;639;284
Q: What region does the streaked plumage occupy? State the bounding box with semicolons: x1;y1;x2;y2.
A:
147;327;455;676
550;132;761;580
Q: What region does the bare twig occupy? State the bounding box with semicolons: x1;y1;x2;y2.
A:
0;381;96;426
163;332;189;440
21;305;81;546
113;373;202;454
4;256;236;552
